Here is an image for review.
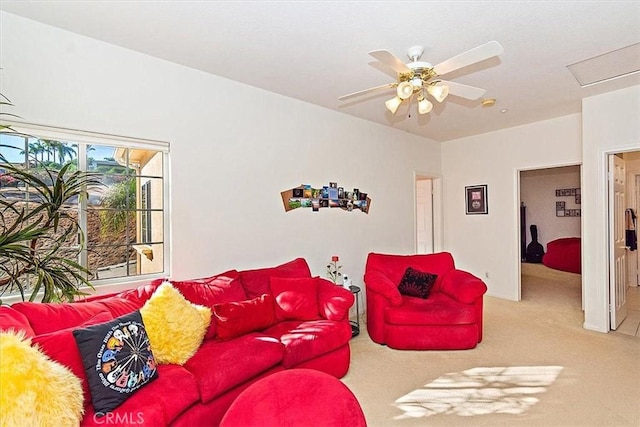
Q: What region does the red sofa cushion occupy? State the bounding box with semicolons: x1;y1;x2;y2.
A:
366;252;455;292
31;312;113;404
317;278;354;321
0;305;36;338
80;364;200;426
116;283;160;307
183;333;284;403
11;301;111;335
269;276;320;321
239;258;312;299
213;294;277;340
95;297;143;318
170;271;246;306
262;320;352;368
440;269;488;304
385;293;477;325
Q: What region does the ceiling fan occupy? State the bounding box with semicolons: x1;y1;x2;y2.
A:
339;41;504;116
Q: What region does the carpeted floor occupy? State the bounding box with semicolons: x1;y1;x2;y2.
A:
341;264;640;426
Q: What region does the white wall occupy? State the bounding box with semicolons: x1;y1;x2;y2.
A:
442;115;582;300
520;166;581;249
0;12;441;295
582;85;640;332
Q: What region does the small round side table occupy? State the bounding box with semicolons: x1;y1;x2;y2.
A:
348;285;361;337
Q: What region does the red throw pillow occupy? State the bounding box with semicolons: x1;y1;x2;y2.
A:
213;294;277;341
172;272;247;307
269;276;320;321
239;258;312;299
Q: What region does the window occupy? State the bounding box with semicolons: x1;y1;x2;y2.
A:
140;180;152;244
0;124;169;297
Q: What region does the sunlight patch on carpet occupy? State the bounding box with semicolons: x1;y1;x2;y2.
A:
393;366;563;419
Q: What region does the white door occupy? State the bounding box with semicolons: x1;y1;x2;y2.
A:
416;178;433;254
634;174;640;286
609;154;628;329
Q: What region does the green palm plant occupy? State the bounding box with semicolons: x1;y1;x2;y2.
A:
1;94;102;303
0;160;103;302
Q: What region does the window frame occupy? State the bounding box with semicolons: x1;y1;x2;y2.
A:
0;121;171;301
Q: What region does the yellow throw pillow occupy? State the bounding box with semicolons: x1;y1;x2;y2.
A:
0;330;84;426
140;282;212;365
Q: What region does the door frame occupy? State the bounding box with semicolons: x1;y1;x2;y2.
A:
515;162;582;302
414;172;443;253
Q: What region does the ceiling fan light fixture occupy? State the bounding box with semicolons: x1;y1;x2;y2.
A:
385;96;403;114
428;84;449;103
396;81;414;100
418;97;433;114
410;77;423;88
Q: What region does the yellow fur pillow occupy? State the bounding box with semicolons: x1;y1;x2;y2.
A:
140;282;211;364
0;330;84;426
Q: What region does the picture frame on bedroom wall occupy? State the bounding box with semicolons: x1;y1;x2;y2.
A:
465;184;488;215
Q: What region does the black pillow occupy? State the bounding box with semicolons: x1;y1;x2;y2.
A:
397;267;438;299
73;310;158;416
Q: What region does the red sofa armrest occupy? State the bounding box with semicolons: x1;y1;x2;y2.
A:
363;270;402;306
440;269;487;304
317;278;354;321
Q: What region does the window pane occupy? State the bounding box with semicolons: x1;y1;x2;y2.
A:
0;133;27;165
2;127;167;297
88;145;134;176
89;245;137;280
87;210;136;248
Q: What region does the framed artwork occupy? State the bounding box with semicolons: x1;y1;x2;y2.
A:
465;184;488;215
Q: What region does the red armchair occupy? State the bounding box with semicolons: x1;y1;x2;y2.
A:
364;252;487;350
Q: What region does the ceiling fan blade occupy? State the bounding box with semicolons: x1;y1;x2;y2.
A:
433;41;504;76
338;83;395;101
368;50;411;74
439;80;486;100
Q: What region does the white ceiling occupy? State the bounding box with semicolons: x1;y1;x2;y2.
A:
1;1;639;142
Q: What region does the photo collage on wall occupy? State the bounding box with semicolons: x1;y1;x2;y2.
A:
281;182;371;214
555;187;581;217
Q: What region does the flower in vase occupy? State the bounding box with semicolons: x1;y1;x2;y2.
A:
326;255;342;284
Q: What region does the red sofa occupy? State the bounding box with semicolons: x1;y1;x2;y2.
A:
364;252;487;350
0;258;355;426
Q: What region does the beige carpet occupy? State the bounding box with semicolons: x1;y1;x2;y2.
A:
341;264;640;426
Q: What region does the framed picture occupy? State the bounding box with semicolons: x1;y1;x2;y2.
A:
465;184;488;215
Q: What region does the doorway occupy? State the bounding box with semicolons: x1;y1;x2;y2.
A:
518;165;583;314
414;173;442;254
608;151;640;335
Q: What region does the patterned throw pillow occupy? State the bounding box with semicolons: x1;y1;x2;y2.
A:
73;310;158;416
397;267;438;299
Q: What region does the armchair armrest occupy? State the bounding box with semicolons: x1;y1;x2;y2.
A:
440;269;487;304
317;278;355;321
363;270;402;306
